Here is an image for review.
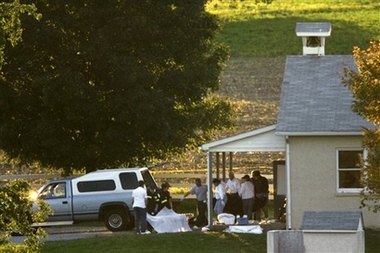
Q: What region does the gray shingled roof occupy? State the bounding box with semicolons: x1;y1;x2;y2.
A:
301;211;363;231
276;55;374;134
296;22;331;35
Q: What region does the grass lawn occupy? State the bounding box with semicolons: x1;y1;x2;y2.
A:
41;232;266;253
207;0;380;56
40;228;380;253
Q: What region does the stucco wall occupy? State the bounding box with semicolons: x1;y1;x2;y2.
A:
288;136;380;229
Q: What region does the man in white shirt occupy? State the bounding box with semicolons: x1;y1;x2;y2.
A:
224;171;242;216
239;175;255;220
132;180;150;234
225;171;240;195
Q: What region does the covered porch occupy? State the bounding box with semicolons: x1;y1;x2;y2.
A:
199;124;287;227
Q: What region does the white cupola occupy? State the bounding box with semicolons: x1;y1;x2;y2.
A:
296;22;331;56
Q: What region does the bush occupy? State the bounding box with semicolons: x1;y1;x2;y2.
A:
0;180;52;253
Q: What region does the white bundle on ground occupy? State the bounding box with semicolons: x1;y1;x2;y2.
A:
147;207;191;233
224;225;263;234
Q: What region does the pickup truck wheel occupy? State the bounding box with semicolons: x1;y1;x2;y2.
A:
105;210;128;231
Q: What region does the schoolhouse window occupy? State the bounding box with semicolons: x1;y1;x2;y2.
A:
337;149;363;192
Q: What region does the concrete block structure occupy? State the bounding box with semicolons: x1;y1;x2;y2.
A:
267;211;365;253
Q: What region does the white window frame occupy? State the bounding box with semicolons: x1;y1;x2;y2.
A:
336;148;364;193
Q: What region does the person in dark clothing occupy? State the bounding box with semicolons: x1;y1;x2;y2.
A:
156;182;172;213
251;170;269;221
146;186;159;215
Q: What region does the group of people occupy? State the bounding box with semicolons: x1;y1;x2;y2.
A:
182;170;269;229
132;181;172;234
212;170;269;221
132;170;269;233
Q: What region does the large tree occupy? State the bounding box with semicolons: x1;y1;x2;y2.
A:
343;39;380;212
0;0;234;175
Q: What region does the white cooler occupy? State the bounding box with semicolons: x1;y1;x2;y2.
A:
217;213;235;225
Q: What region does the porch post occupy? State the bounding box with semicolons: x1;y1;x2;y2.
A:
216;152;220;179
229;152;233;171
207;151;214;227
286;136;292;230
222;152;226;182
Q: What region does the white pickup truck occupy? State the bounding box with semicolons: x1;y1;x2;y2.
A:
34;168;158;231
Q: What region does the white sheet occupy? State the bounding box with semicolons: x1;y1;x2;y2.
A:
223;225;263;234
147;207;191;233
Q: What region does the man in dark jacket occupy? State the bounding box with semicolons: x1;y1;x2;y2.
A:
251;170;269;221
156;182;172;213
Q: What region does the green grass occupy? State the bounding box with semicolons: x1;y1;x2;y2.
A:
207;0;380;56
366;229;380;253
41;232;267;253
39;229;380;253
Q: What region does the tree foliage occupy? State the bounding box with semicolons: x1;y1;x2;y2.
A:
343;39;380;212
0;180;51;252
0;0;41;69
0;0;235;175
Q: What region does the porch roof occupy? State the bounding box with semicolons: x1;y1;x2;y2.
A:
200;124;285;153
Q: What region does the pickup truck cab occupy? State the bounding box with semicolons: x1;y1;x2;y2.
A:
35;167;158;231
